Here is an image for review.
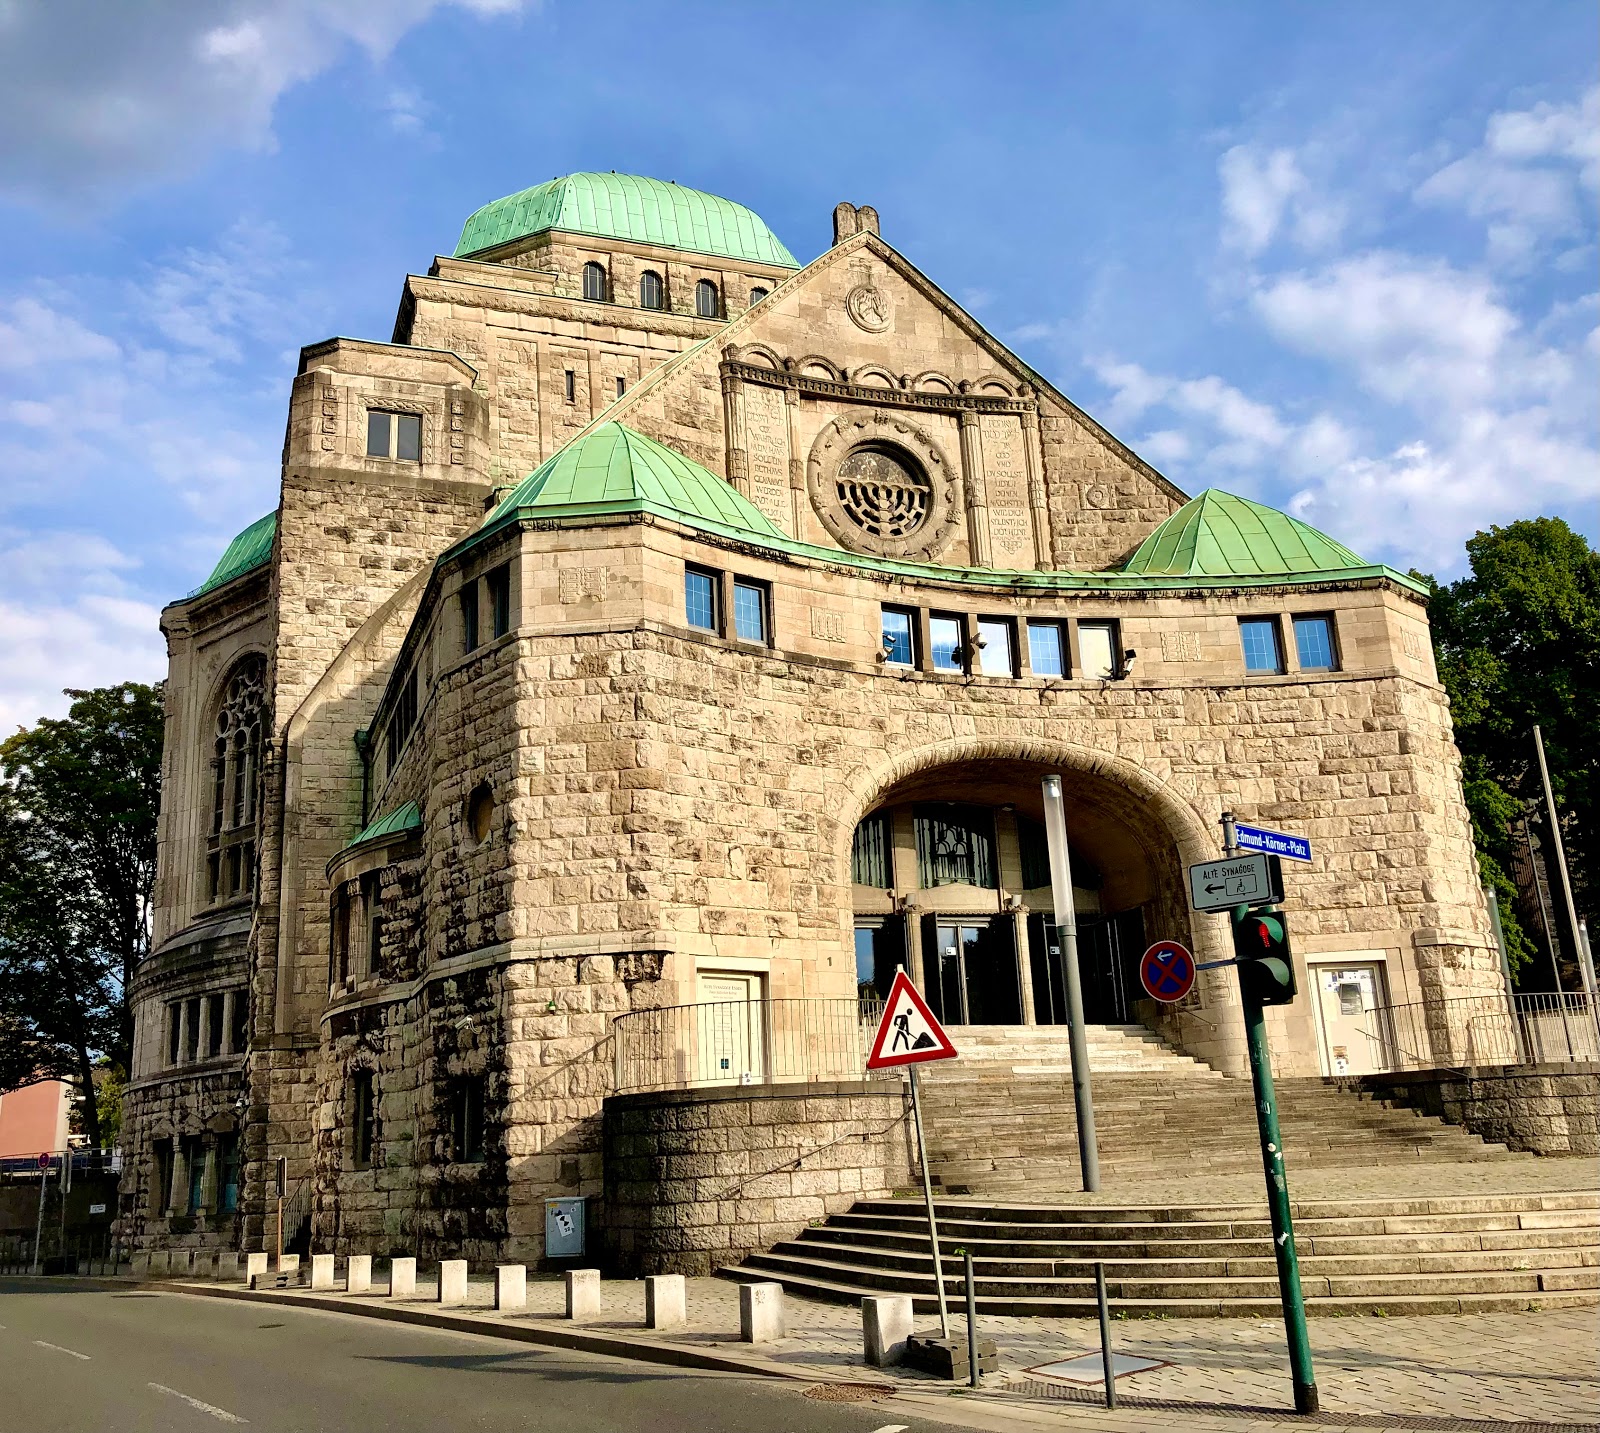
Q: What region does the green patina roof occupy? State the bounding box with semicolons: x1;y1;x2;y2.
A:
189;512;276;599
344;800;421;850
453;172;800;268
1120;490;1368;579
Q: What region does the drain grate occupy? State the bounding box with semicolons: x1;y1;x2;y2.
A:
801;1383;895;1404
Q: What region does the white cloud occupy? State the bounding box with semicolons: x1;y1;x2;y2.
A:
0;591;166;732
1218;144;1345;256
0;0;535;205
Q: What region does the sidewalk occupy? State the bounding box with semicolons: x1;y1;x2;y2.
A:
159;1268;1600;1432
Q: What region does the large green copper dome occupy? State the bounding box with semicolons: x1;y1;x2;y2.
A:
453;172;800;268
1120;490;1367;578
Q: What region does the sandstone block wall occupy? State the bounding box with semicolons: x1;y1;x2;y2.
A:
602;1081;914;1276
1341;1064;1600;1155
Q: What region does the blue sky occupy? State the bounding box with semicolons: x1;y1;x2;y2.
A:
0;0;1594;728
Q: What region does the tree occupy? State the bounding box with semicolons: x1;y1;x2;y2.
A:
0;683;163;1145
1420;518;1599;984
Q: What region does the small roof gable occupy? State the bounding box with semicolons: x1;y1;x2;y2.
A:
484;422;787;541
1120;490;1368;578
189;511;276;599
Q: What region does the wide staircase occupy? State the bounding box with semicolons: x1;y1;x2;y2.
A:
720;1024;1600;1316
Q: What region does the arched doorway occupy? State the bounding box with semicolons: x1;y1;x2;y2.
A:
848;757;1191;1028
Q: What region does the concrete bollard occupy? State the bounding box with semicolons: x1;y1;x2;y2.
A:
739;1282;784;1343
147;1249;171;1277
565;1268;601;1321
437;1259;469;1306
215;1252;244;1282
862;1294;914;1367
389;1257;417;1297
131;1251;152;1280
645;1274;687;1330
494;1265;526;1312
276;1253;299;1278
310;1253;336;1290
245;1252;269;1284
346;1255;372;1294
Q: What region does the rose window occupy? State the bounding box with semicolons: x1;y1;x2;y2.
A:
835;445;931;539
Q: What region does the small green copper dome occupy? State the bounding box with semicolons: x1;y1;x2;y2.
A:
454;172;800;268
189;511;276;598
1120;490;1367;578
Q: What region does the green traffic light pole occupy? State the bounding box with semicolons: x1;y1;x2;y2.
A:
1224;812;1318;1416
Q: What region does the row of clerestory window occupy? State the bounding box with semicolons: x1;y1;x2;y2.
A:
582;261;767;316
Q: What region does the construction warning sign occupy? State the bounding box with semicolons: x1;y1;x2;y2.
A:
865;970;959;1070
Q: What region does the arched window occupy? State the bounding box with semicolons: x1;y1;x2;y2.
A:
582;261;608;302
207;656;267;904
695;279;720;318
749;286;769;307
639;270;664;310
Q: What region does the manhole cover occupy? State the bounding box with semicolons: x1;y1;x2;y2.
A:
802;1384;894;1404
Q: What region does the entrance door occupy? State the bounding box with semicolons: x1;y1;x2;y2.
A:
695;973;764;1084
922;919;1020;1025
1312;963;1390;1074
1029;909;1145;1025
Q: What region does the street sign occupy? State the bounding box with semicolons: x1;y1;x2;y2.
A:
866;970;958;1069
1187;852;1283;912
1138;941;1197;1003
1233;822;1312;863
36;1152;50;1171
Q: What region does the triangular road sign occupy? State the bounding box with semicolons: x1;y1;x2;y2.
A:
866;970;958;1069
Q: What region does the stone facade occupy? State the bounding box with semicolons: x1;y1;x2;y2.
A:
1341;1065;1600;1156
125;176;1504;1269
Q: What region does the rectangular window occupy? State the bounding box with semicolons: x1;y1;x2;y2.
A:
184;997;201;1063
975;617;1016;677
564;369;576;402
152;1140;173;1215
215;1134;240;1215
183;1137;206;1215
684;567;719;632
880;607;915;667
206;993;225;1058
850;811;891;888
1017;815;1052;889
459;583;479;653
1077;620;1119;680
1027;621;1067;677
732;579;768;644
487;564;512;639
332;891;351;985
352;1071;376;1170
449;1076;487;1163
1293;613;1339;672
615;376;626;400
364;874;383;979
167;1002;182;1067
228;990;248;1054
386;666;420;776
1240;616;1285;675
929;614;964;673
914;804;997;889
366;410;421;461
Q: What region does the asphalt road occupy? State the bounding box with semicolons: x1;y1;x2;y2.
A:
0;1277;973;1433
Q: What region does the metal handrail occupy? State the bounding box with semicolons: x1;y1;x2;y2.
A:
1353;991;1597;1073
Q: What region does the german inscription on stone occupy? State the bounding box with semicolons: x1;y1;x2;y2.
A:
980;415;1034;568
742;383;793;533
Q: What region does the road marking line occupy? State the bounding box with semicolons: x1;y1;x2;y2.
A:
869;1426;909;1433
148;1384;248;1424
33;1339;90;1359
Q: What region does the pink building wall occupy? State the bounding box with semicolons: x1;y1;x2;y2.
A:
0;1080;72;1157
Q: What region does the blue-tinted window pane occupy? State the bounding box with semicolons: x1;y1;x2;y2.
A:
685;570;717;631
1240;618;1283;674
881;609;913;666
1294;616;1336;671
930;616;963;672
854;927;877;990
733;582;766;643
1028;622;1065;677
976;619;1014;676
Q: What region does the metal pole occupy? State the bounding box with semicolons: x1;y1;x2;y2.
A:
1041;774;1099;1192
908;1064;951;1340
1534;726;1585;982
1241;975;1318;1414
1094;1260;1117;1410
1483;882;1526;1064
963;1247;979;1388
1580;920;1600;1053
31;1158;48;1274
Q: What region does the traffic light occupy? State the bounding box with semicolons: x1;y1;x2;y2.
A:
1232;906;1297;1006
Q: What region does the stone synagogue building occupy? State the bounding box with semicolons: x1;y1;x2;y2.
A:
124;173;1508;1273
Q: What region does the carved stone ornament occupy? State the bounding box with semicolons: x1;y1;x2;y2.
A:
845;281;892;333
807;412;961;560
1083;483;1113;510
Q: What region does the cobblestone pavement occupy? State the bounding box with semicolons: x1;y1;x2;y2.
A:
304;1268;1599;1427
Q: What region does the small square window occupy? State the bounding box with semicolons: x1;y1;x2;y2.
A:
881;608;915;667
684;567;719;632
1293;614;1339;672
929;614;964;673
733;580;768;644
976;618;1015;677
487;564;512;639
1077;620;1119;680
1028;621;1066;677
1240;617;1285;675
366;411;421;461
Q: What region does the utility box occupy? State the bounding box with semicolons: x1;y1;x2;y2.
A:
545;1197;586;1259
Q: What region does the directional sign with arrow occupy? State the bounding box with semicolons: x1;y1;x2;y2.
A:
1187;851;1283;913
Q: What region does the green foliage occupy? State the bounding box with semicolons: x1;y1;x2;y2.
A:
96;1061;126;1146
1421;518;1599;982
0;683;163;1145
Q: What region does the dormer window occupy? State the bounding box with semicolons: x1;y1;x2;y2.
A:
367;410;421;462
695;279;720;318
640;271;664;310
582;261;608;302
749;286;769;306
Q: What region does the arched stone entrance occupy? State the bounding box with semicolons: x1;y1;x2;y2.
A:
833;738;1246;1072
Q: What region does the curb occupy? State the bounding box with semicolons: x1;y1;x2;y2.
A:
145;1279;850;1385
